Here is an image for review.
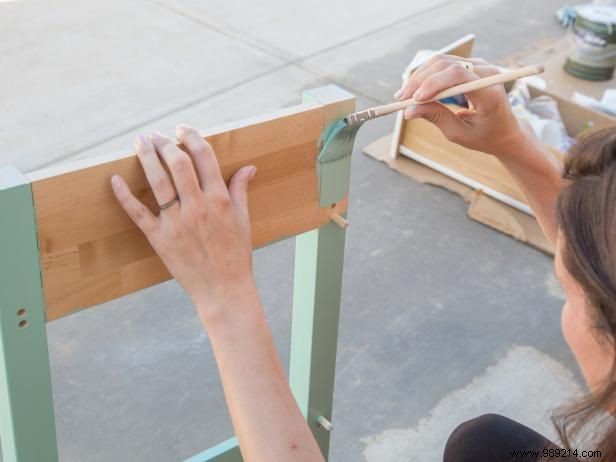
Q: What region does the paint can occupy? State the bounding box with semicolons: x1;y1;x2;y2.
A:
564;4;616;81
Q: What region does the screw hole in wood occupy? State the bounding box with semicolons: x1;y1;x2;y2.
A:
17;308;27;317
18;320;28;329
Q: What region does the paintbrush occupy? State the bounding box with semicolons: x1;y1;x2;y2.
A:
344;64;545;125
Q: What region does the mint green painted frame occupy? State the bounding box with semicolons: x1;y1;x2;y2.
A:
0;166;58;461
0;85;354;462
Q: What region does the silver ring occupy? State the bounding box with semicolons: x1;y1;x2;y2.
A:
456;61;474;73
159;197;179;211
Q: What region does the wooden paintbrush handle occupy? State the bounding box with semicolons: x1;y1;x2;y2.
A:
372;64;545;117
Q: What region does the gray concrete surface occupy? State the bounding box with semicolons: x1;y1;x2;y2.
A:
0;1;586;461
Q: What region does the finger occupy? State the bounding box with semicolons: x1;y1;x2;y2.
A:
459;64;505;110
412;63;502;106
404;102;468;145
395;57;493;100
134;134;177;205
175;124;226;194
422;66;504;113
150;132;201;204
395;55;464;99
397;59;452;100
228;165;257;228
409;59;492;97
413;56;488;80
412;64;480;102
111;174;158;234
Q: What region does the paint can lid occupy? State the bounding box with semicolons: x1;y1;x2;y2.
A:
576;5;616;25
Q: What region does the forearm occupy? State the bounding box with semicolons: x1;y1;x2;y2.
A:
197;292;324;462
496;130;564;245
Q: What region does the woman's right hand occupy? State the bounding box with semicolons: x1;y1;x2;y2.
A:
394;55;529;157
397;55;564;244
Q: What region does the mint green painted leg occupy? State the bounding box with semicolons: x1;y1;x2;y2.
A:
0;166;58;462
289;220;347;458
288;86;355;460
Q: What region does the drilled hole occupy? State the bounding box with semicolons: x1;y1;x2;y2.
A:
17;308;26;317
18;320;28;329
330;203;336;208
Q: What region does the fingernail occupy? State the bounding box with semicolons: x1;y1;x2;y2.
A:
394;88;403;99
403;105;417;119
149;131;163;141
111;175;121;189
248;166;257;180
135;134;147;149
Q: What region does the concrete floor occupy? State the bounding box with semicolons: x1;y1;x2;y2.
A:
1;1;586;461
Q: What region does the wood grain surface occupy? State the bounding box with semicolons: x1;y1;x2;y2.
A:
401;115;528;204
28;98;351;320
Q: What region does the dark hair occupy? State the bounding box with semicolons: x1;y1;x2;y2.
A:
553;126;616;460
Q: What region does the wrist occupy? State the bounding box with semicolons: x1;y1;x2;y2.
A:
491;121;537;160
192;278;262;330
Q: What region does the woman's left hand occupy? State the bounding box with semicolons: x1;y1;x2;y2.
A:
110;125;258;325
112;126;323;461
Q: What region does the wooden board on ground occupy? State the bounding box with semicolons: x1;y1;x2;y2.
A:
400;112;527;205
27;88;354;320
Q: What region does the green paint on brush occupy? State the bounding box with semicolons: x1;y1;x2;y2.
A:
316;119;360;206
317;119;361;165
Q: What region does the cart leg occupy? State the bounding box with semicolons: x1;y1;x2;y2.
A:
0;167;58;462
289;220;347;459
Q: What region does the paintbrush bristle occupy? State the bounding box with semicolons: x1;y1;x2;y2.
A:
318;119;361;164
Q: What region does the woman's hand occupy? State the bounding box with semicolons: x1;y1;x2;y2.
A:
110;125;258;325
394;55;528;157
